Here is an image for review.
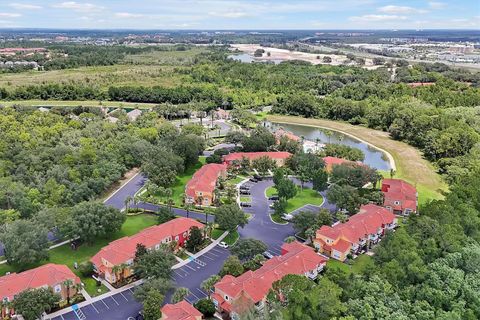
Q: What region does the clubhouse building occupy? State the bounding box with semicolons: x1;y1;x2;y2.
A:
91;217;203;284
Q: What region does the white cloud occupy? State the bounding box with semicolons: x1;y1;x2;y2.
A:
349;14;408;22
208;11;250;18
378;5;427;14
0;13;21;18
53;2;104;12
428;1;447;9
114;12;145;19
9;3;42;10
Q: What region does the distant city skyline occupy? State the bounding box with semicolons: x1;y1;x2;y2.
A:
0;0;479;30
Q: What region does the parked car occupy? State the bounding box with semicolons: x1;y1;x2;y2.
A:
268;195;279;201
219;241;229;248
282;213;294;221
240;185;250;190
240;202;252;207
249;178;258;183
253;175;263;181
240;190;251;195
263;251;274;259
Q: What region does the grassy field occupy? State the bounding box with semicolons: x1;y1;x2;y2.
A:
1;100;157;109
0;214;158;296
123;46;208;66
268;115;447;205
211;229;239;246
167;157;206;206
266;186;324;213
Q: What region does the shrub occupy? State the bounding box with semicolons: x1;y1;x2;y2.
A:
194;298;216;317
79;261;94;277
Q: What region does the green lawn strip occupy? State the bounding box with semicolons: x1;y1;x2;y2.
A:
266;186;277;197
227;175;246;185
83;277;109;297
270;213;288;225
240;196;251;203
211;229;239;246
0;214;158;294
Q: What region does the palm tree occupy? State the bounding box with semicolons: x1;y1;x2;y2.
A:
305;228;316;244
196;195;204;207
133;196;139;210
183;203;193;219
63;279;74;304
206;221;215;238
204;207;213;225
124;195;133;213
167;198;175;212
112;265;120;284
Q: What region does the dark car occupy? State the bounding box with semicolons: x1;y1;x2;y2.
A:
253;175;263;181
268;196;279;201
240;202;252;207
249;178;258;183
239;186;250;191
240;190;251;195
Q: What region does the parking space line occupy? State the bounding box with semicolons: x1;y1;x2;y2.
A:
206;251;218;257
178;267;190;275
185;296;193;304
185;264;197;271
90;302;100;314
196;288;208;297
61;315;65;320
189;291;201;301
120;292;129;301
173;270;184;278
202;254;214;261
111;295;120;306
100;299;110;309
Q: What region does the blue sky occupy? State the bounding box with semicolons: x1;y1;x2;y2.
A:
0;0;479;29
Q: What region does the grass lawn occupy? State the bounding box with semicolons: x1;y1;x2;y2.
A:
266;186;324;213
227;175;247;185
211;229;239;246
0;214;158;296
165;157;206;206
326;254;373;275
268;115;448;205
270;213;288;225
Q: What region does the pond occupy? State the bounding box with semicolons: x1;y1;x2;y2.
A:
227;53;284;64
265;121;392;171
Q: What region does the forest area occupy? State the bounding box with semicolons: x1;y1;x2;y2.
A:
0;45;479;319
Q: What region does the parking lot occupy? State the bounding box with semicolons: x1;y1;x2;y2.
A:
51;288;142;320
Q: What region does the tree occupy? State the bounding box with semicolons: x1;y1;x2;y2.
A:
63;279;74;304
273;198;288;216
79;261;94;277
173;134;205;168
241;127;276;152
312;169;328;192
143;289;164;320
172;287;190;303
276;178;297;200
252;156;276;176
0;219;49;267
220;255;245;277
194;298;216;317
230;238;268;261
67;201;125;243
134;278;172;303
134;243;148;263
215;204;248;231
185;226;204;253
327;184;364;214
292;211;318;235
330;163;380;188
11;288;60;320
323;56;332;63
225;130;246;146
201;275;220;298
142;147;184;187
157;206;175;224
134;247;177;279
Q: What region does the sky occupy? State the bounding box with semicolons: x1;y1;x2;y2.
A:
0;0;479;30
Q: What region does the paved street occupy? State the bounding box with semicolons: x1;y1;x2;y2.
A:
104;173;147;210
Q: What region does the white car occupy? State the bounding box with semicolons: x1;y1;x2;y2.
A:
282;213;294;221
219;241;229;248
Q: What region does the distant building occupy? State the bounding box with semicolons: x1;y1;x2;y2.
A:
91;217;203;284
161;301;202;320
407;82;435;88
314;204;397;261
212;241;327;319
185;163;228;206
127;109;142;122
322;156;351;173
223;152;292;167
214;108;231;120
381;179;418;215
0;264;81;318
274;128;324;153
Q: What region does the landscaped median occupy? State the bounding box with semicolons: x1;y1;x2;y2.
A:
211;229;239;246
266;186;324;213
0;214;158;297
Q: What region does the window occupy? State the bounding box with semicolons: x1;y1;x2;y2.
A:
225;295;229;301
54;285;62;293
2;297;8;304
175;235;179;241
183;232;188;238
155;244;160;250
394;201;400;205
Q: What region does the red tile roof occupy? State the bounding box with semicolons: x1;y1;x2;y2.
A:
161;301;202;320
0;263;80;301
214;242;327;307
223;152;292;163
407;82;435;87
381;179;417;212
317;204;396;245
274;128;300;142
185;163;227;198
91;217;203;268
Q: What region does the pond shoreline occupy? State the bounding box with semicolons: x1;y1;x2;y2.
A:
268;118;396;171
